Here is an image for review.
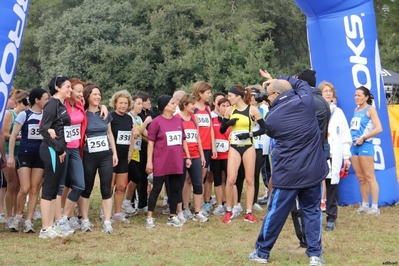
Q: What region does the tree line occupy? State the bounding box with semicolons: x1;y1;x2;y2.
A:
12;0;399;102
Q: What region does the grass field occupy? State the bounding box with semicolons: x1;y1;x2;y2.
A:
0;183;398;266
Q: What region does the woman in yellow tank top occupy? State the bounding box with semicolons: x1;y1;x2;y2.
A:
220;85;265;224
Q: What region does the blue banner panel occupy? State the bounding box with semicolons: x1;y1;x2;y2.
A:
294;0;399;206
0;0;30;129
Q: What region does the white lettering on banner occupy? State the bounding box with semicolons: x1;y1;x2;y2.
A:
0;0;30;126
344;14;385;170
373;138;385;170
344;15;371;89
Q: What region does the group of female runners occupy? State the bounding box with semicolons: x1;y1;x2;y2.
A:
1;73;382;236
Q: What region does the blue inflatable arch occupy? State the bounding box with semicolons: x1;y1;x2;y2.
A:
294;0;399;206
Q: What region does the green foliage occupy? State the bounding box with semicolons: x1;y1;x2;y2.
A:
11;0;399;102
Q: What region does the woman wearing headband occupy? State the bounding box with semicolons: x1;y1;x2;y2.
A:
220;85;265;224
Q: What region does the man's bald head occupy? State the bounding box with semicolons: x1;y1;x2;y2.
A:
267;80;292;104
173;90;187;104
271;80;292;94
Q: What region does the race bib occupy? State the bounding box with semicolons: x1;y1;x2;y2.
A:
87;135;109;153
215;139;229;153
134;137;142;150
64;125;81;142
231;130;250;145
196;114;210;127
165;131;182;146
28;124;43;140
184;129;198;143
350;117;361;131
116;131;131;145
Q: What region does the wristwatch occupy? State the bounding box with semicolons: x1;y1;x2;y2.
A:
249;132;253;138
186;158;192;161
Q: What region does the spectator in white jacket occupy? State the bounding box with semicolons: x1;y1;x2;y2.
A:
319;81;352;231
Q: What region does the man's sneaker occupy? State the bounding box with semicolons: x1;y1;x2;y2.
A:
244;213;258;223
166;216;183;227
112;213;131;223
237;203;243;212
183;208;193;220
9;214;22;232
162;196;168;207
213;205;225;215
39;226;63;239
102;220;113;234
355;205;369;214
0;213;6;223
231;206;241;218
325;221;335;231
6;217;14;228
68;217;81;229
203;202;212;212
23;220;35;233
55;220;75;235
81;219;93;232
138;206;148;213
122;200;137;215
177;212;186;224
33;209;41;220
248;250;267;264
366;208;380;216
253;203;263;211
222;211;233;223
162;207;170;215
320;201;326;212
145;217;155;229
193;212;209;222
258;193;268;205
309;256;325;266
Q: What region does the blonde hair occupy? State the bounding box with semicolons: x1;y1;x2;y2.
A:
191;81;213;101
318;81;336;98
109;90;133;110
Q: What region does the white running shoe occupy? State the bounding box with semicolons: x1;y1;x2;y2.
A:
122;199;137;215
366;208;380;216
102;220;113;234
253;203;263;211
33;209;41;220
162;207;170;215
112;213;131;224
355;205;370;214
166;216;183;227
193;212;209;222
39;226;63;239
68;217;81;229
237;203;243;212
213;205;225;215
162;196;168;207
55;220;75;235
231;206;241;219
0;213;6;223
81;219;93;232
183;208;193;219
145;217;155;229
177;212;186;224
9;214;22;232
210;196;217;206
23;220;35;233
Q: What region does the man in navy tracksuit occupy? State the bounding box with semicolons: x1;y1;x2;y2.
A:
249;76;328;266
